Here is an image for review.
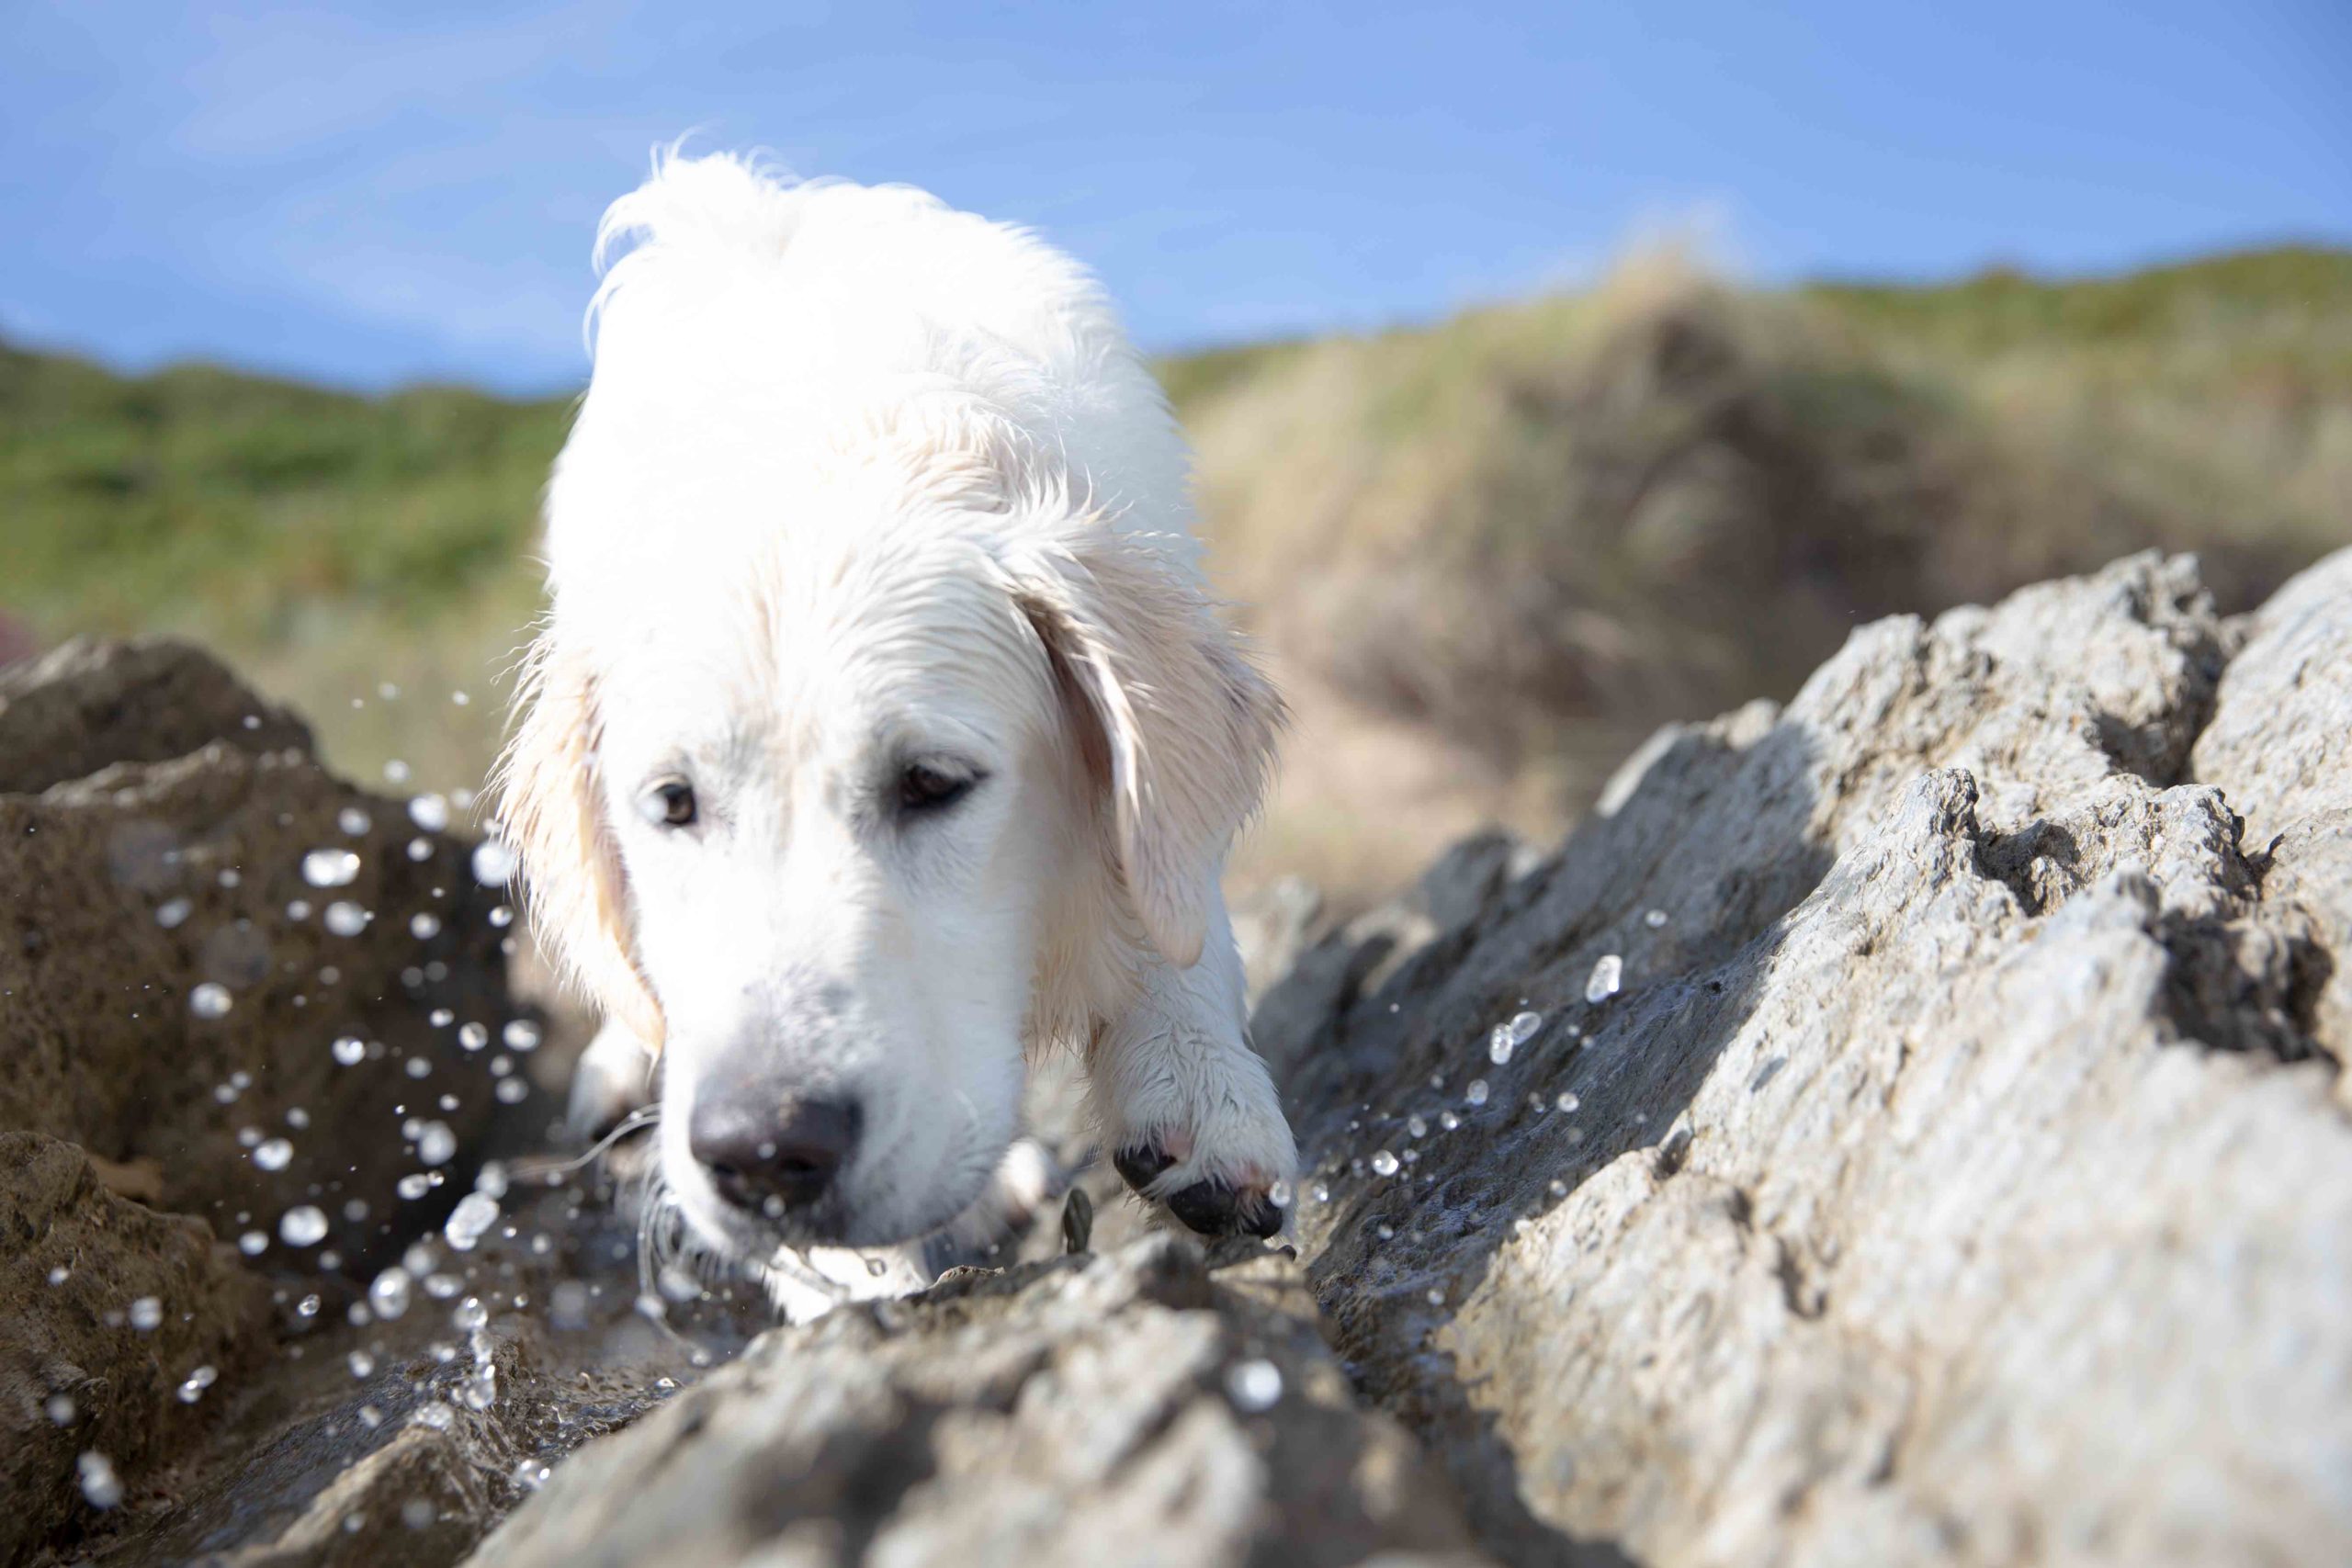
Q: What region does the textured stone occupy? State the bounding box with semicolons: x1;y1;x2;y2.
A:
1257;549;2352;1567
1;655;525;1265
1;1132;269;1559
0;638;311;795
467;1236;1488;1568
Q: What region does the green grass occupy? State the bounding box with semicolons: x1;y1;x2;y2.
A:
5;245;2348;806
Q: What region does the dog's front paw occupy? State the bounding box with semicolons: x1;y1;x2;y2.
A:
1111;1106;1295;1241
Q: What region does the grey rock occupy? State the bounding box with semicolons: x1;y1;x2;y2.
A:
0;641;572;1564
1;1132;269;1558
1264;549;2352;1566
467;1237;1490;1568
0;637;312;795
0;654;522;1261
2192;549;2352;1083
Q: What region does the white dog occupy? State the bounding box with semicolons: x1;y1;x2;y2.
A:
495;152;1296;1293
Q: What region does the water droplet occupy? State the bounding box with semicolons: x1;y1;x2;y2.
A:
154;897;192;929
175;1365;217;1404
332;1034;367;1066
1439;1111;1460;1131
238;1230;267;1256
410;1403;454;1432
657;1265;702;1303
278;1205;329;1247
1267;1179;1294;1208
407;837;433;862
1370;1150;1399;1177
1555;1091;1581;1113
428;1007;454;1028
1464;1078;1489;1107
254;1137;293;1171
77;1451;121;1508
488;904;514;928
188;983;232;1020
501;1019;541;1051
383;759;411;784
1225;1358;1283;1412
1644;908;1669;929
1426;1287;1446;1306
301;849;360;888
417;1122;457;1167
128;1296;163;1332
368;1269;413;1320
471;837;518;887
494;1077;528;1104
348;1350;375;1378
46;1393;74;1425
336;807;370;837
452;1296;489;1332
1311;1182;1330;1203
444;1192;500;1251
458;1022;488;1051
397;1174;431;1200
323;901;368;936
1548;1178;1568;1197
409;912;442;941
407;794;451;833
1585;954;1623;1004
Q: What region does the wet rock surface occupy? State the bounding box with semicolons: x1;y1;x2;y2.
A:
469;1237;1486;1568
6;552;2351;1567
1259;549;2352;1566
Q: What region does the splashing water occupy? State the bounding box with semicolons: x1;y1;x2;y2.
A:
1224;1358;1283;1412
301;849;361;888
368;1268;413;1320
444;1192;500;1252
77;1452;121;1508
471;836;519;887
1487;1010;1541;1066
1585;953;1623;1003
279;1206;329;1247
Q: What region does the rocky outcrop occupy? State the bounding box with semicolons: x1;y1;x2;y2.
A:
8;550;2349;1568
0;639;585;1564
470;1237;1486;1568
1256;548;2352;1566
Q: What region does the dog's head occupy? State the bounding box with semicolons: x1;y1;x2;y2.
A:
497;455;1279;1254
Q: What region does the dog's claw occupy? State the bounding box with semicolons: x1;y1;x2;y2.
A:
1113;1143;1180;1191
1164;1179;1282;1239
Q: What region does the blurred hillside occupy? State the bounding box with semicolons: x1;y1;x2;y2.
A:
6;245;2348;906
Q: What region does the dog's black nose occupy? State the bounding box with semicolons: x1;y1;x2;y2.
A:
690;1096;861;1216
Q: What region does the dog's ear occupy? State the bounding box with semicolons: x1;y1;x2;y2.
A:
493;632;666;1046
1006;529;1284;968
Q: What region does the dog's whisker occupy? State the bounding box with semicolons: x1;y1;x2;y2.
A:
510;1106;662;1183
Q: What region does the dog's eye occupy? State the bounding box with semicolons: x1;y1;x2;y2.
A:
898;762;976;816
639;778;698;829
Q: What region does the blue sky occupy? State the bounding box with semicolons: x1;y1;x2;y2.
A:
3;1;2346;393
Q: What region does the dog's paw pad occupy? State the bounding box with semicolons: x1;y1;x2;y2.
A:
1163;1178;1283;1240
